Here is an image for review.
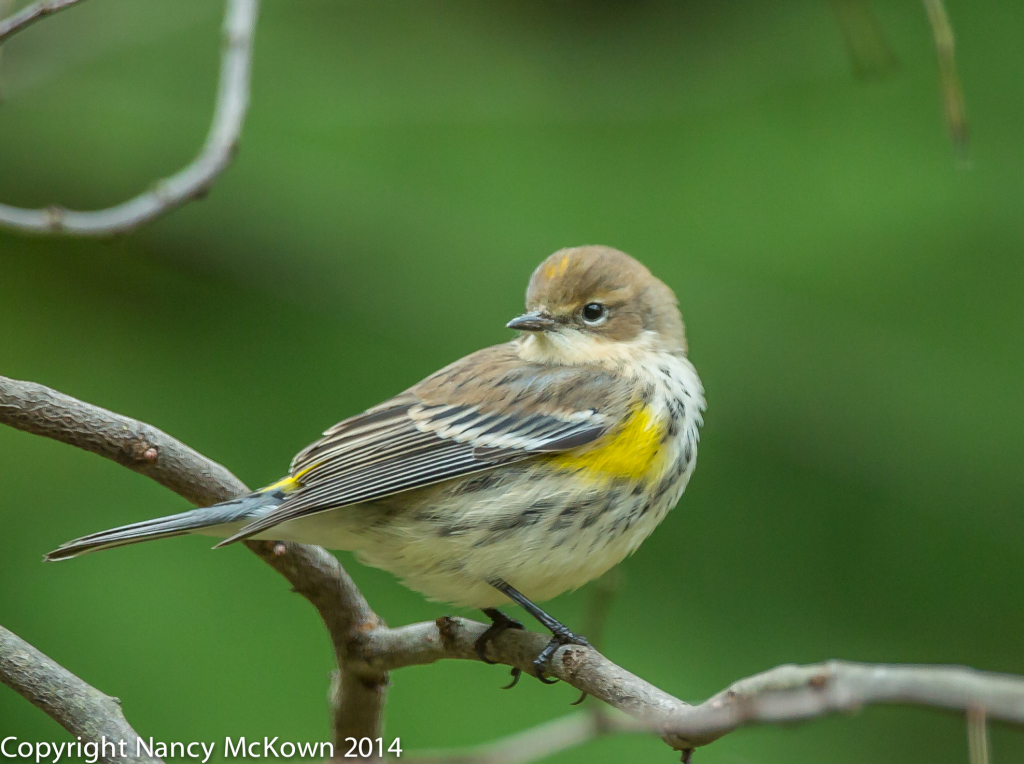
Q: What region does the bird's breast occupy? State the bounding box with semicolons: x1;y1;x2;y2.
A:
546;352;703;486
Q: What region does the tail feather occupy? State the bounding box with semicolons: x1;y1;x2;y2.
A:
45;492;285;561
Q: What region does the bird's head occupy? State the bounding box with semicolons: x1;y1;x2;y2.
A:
509;246;686;365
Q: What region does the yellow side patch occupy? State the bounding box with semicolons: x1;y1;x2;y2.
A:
259;462;320;494
259;475;301;494
549;406;665;481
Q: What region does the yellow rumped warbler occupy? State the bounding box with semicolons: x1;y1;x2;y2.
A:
48;245;705;679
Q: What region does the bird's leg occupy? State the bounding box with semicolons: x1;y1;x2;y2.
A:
474;608;525;664
490;579;589;683
475;607;526;689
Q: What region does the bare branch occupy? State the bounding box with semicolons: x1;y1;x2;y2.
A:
0;373;386;746
355;616;689;749
330;665;388;748
360;618;1024;752
0;0;258;236
258;539;389;745
968;707;990;764
0;0;89;45
5;374;1024;761
360;612;1024;756
0;0;17;98
666;660;1024;747
0;624;161;764
0;375;246;505
923;0;969;153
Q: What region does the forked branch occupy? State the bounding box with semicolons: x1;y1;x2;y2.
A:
3;373;1024;761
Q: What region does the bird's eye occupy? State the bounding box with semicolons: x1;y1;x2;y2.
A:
582;303;606;324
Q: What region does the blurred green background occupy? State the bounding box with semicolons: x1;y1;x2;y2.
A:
2;0;1022;761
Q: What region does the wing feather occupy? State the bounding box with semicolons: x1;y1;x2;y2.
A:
219;343;633;545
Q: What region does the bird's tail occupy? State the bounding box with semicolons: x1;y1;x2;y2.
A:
44;490;287;562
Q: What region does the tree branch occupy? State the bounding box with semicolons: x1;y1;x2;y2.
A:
355;621;1024;753
0;0;89;45
0;375;246;505
0;623;160;764
0;373;385;748
0;0;258;236
665;660;1024;747
354;616;690;749
4;374;1024;761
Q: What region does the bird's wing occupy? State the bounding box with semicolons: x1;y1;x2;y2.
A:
219;343;634;544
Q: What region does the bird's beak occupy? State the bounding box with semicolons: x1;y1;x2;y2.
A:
506;311;556;332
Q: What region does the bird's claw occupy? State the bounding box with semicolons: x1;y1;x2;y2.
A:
531;628;590;683
534;668;559;684
474;609;525;665
501;667;522;690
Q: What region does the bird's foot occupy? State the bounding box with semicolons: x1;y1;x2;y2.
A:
532;626;589;683
485;579;591;686
475;608;526;688
474;608;525;664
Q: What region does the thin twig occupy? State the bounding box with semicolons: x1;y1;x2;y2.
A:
0;0;89;45
666;661;1024;748
922;0;969;155
0;0;258;236
0;0;17;96
968;707;990;764
4;376;1024;761
0;624;161;764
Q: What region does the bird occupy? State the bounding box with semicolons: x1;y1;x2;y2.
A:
46;245;705;682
